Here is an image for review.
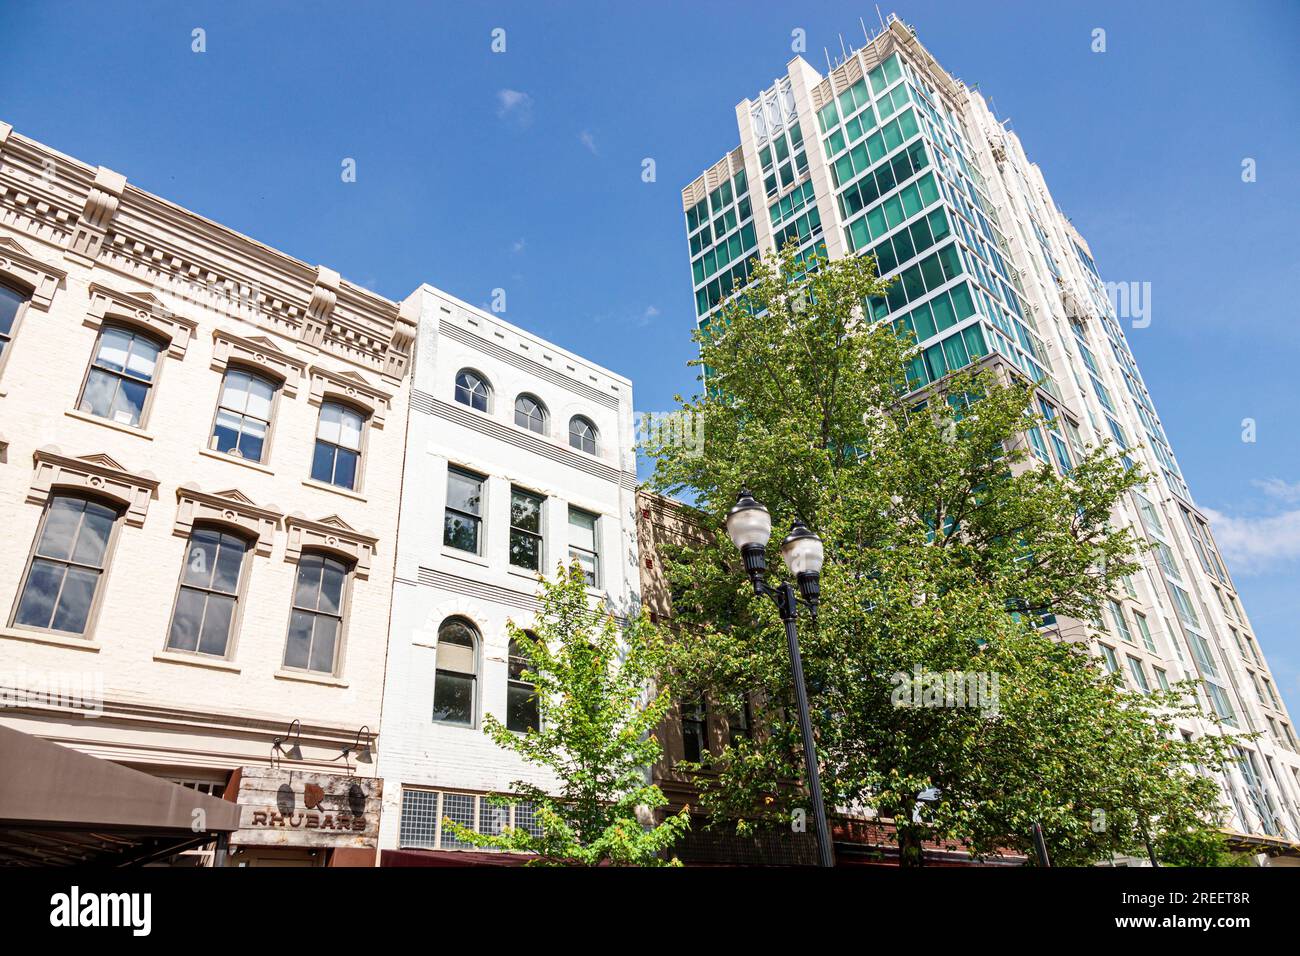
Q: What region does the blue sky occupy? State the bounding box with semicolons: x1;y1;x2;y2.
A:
2;1;1298;716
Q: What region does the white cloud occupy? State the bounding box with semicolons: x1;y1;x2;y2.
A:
1203;506;1300;575
1253;477;1300;504
496;89;534;126
578;130;598;155
511;238;526;254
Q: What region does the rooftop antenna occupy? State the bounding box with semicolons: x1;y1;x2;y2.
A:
876;4;887;35
860;16;871;43
824;47;833;73
839;33;848;64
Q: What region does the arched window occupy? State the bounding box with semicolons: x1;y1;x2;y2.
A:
284;552;350;674
311;401;365;490
454;369;490;412
514;393;547;434
433;617;479;726
13;494;121;637
167;526;250;658
568;415;598;454
507;634;539;732
212;368;276;463
0;281;30;367
78;324;164;428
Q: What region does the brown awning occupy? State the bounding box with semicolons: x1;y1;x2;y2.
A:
0;723;242;866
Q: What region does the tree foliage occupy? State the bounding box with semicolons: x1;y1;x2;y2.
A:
647;244;1240;865
445;563;689;865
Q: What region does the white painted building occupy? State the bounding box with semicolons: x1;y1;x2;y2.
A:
375;284;639;858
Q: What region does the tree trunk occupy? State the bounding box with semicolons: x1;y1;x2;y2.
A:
898;824;925;867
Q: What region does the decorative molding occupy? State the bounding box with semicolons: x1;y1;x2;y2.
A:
308;364;391;428
66;166;126;266
86;282;198;358
0;235;66;310
284;513;377;579
174;484;282;556
383;294;419;382
210;328;306;396
300;265;339;350
29;447;159;527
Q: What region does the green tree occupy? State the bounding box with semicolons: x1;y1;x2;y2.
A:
647;244;1240;865
445;563;689;865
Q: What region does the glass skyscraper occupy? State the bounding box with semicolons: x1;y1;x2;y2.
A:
680;14;1300;849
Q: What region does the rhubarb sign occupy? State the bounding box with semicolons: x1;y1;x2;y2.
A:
229;766;382;848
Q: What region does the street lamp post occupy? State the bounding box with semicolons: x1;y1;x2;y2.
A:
726;488;834;867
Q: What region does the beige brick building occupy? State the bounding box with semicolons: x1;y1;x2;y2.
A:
0;123;414;864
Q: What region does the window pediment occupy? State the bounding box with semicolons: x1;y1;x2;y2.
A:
0;236;66;311
308;365;391;428
28;447;159;526
211;329;306;397
174;484;282;556
86;282;198;358
284;512;377;578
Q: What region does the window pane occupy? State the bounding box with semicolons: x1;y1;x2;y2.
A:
244;375;274;420
36;497;84;561
443;512;479;552
212;535;245;593
446;471;483;515
310;441;336;483
113;377;148;426
220;371;251;413
125;336;160;380
15;559;63;629
182;529;220;587
511;490;541;533
571;549;597;586
79;368;118;419
510;530;539;570
284;610;315;669
96;328;132;373
332;447;358;489
167;587;205;652
294;556;324;610
213;408;243;455
319;559;346;615
0;285;22;336
51;565;98;634
317;402;343;443
237;417;266;462
437;637;476;673
507;683;539;733
569;510;597;550
198;594;235;656
433;672;474;725
338;407;363;450
309;615;338;672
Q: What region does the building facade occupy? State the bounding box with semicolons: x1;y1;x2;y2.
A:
0;124;414;865
375;283;640;862
679;16;1300;856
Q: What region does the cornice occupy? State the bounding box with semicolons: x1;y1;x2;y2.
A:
284;513;378;578
0;128;415;381
86;281;199;358
211;328;306;396
29;447;160;527
174;484;283;556
0;234;66;310
308;364;393;428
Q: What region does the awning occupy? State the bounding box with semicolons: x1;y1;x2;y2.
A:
0;724;242;866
